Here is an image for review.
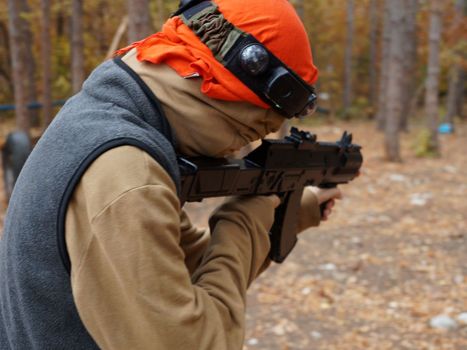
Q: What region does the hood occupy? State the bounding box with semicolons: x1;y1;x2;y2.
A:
122;49;285;157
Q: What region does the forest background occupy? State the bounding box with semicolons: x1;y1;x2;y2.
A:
0;0;466;349
0;0;465;160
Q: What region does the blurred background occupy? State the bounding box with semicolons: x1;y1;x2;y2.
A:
0;0;466;349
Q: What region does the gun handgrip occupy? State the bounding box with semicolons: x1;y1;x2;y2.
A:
319;202;328;217
318;183;337;218
269;189;303;263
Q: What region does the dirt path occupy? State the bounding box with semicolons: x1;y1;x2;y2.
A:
186;121;467;350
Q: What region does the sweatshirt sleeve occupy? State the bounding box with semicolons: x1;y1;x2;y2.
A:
66;146;274;350
179;210;210;275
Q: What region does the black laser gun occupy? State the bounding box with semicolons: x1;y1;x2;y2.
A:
178;127;363;263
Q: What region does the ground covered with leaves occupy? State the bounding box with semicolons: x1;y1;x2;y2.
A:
0;120;465;349
186;120;467;350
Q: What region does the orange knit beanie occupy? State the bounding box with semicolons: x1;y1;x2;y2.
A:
117;0;318;109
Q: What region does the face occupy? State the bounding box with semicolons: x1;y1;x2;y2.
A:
143;59;288;158
170;89;288;157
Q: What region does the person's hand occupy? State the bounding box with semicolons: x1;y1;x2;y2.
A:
309;187;343;221
297;186;343;233
314;170;360;220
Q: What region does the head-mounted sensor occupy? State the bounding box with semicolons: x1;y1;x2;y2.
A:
172;0;317;119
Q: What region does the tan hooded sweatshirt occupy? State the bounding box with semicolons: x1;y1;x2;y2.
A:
65;50;321;349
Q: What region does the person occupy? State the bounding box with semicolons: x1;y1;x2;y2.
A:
0;0;342;348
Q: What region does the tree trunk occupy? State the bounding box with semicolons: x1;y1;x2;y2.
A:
0;20;13;95
343;0;354;114
368;0;379;116
384;0;406;162
106;17;129;60
445;0;466;124
157;0;166;30
13;0;40;127
294;0;305;21
445;66;462;124
71;0;85;94
7;0;30;133
127;0;152;43
40;0;53;128
424;1;442;155
96;1;108;56
376;0;391;130
399;0;419;132
456;70;465;120
56;0;66;37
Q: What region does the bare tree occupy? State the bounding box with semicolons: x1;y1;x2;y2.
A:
445;0;466;124
294;0;305;21
17;0;40;127
71;0;85;93
40;0;53;127
376;0;391;130
399;0;419;131
424;1;442;154
106;17;129;60
368;0;379;115
7;0;29;132
127;0;152;43
452;70;465;120
95;1;108;56
343;0;354;114
56;0;66;38
445;69;462;125
156;0;166;30
0;20;13;96
384;0;406;161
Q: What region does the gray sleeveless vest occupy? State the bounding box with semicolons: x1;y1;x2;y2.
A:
0;58;180;349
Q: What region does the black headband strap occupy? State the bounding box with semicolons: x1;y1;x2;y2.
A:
172;0;208;17
180;3;245;64
173;0;317;118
